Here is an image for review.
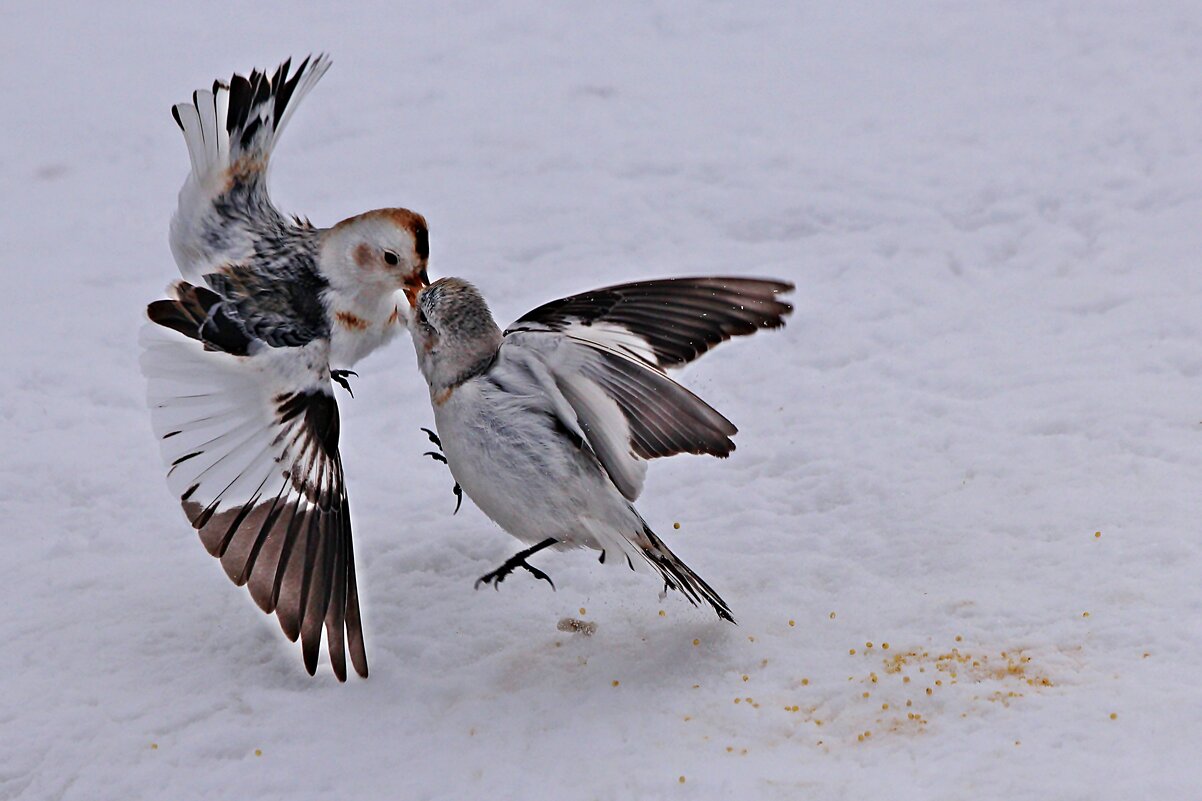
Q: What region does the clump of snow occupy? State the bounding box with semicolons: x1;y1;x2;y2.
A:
2;2;1200;799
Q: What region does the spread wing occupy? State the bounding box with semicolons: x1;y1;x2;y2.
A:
141;282;366;680
502;276;793;501
169;55;331;284
506;276;793;369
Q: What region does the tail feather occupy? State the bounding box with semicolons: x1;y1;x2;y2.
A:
171;55;331;183
641;525;735;623
147;281;253;357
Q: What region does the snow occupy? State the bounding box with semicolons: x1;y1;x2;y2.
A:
2;1;1200;798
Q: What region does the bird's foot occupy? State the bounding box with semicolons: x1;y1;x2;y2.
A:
474;539;559;591
421;428;462;513
330;369;358;397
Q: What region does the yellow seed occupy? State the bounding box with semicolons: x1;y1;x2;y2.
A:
926;688;933;695
864;731;871;738
862;692;870;698
673;522;681;529
788;619;795;627
882;642;890;650
1094;531;1101;538
150;743;158;750
882;703;889;710
679;776;686;784
955;635;962;642
742;675;749;682
734;698;741;704
1083;612;1090;617
748;636;755;642
801;678;809;686
857;734;864;742
726;746;734;752
903;676;911;684
816;720;823;725
658;610;666;617
1110;712;1117;720
792;705;800;712
829;612;836;619
866;642;873;649
579;607;586;615
254;749;262;757
849;649;856;655
693;639;700;647
906;700;912;707
935;680;942;686
683;715;691;721
1015;740;1021;746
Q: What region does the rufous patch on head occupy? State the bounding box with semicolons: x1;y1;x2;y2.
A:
335;311;369;331
353;242;375;269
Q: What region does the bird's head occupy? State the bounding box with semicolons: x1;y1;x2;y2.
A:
320;208;430;312
408;277;503;393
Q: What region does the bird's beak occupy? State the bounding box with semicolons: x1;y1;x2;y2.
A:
403;266;429;306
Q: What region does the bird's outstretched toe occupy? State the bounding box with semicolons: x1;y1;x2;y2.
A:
474;543;558;592
330;369;358;397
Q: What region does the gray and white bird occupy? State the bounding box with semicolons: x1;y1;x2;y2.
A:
141;56;429;680
407;276;794;621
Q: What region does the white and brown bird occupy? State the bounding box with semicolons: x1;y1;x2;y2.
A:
141;56;429;680
407;276;794;621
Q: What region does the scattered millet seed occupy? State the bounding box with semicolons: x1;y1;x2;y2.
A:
673;522;681;530
801;678;809;686
882;703;889;710
789;620;795;627
903;677;911;684
734;698;741;704
830;612;836;619
955;635;962;642
659;610;666;617
905;700;912;707
742;675;749;682
150;743;158;750
866;642;873;649
254;749;262;757
693;639;700;647
679;776;686;784
612;680;620;687
926;688;933;695
1083;612;1090;617
849;649;856;655
882;642;890;650
579;608;586;615
1094;531;1101;539
1110;712;1117;720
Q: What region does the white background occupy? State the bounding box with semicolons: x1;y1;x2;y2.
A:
2;2;1199;798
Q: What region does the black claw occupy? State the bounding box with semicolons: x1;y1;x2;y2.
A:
423;450;448;464
474;538;558;592
330;369;358;397
420;427;442;449
452;483;463;515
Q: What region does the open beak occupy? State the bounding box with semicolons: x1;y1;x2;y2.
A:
403;266;429;306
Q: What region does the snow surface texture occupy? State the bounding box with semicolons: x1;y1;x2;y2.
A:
2;2;1200;799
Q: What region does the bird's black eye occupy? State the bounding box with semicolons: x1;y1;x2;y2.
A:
383;250;399;266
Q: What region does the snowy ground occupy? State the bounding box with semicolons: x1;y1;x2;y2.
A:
2;2;1201;798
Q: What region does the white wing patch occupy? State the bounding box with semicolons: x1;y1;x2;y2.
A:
140;324;366;681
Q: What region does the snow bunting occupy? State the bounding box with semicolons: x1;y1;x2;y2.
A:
407;276;794;621
141;56;428;680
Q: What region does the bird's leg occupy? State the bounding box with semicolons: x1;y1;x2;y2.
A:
475;538;558;591
421;427;463;513
330;369;358;397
